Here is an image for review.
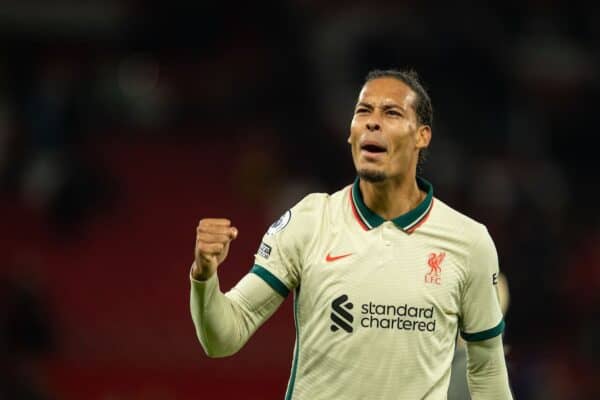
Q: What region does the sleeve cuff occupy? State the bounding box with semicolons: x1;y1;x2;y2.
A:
460;319;505;342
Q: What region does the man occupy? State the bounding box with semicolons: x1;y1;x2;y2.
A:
190;69;513;399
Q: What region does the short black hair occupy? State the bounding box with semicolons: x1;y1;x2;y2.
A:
365;69;433;128
365;69;433;169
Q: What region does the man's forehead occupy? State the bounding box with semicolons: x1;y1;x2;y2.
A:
358;77;416;106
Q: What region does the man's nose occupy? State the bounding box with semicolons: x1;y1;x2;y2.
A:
366;121;381;131
366;111;381;131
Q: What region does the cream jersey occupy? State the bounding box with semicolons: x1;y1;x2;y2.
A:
251;177;505;400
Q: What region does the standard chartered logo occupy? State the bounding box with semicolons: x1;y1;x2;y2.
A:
330;295;437;333
330;295;354;332
360;302;437;331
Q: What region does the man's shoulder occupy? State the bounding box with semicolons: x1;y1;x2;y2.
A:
431;197;488;239
292;185;350;214
270;186;349;244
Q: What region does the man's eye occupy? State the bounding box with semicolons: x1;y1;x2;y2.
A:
387;110;401;116
355;108;368;114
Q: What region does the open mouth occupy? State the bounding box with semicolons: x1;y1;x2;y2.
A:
361;143;387;153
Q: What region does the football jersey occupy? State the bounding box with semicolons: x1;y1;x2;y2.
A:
252;177;504;400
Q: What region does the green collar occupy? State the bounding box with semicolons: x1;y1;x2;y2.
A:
350;177;434;232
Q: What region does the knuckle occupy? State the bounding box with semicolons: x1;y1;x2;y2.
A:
197;242;209;252
199;218;214;228
214;228;225;236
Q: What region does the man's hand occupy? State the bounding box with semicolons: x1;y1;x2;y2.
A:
192;218;238;281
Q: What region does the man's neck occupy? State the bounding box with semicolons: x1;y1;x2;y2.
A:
359;174;424;221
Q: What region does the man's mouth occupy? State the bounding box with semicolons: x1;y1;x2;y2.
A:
360;142;387;154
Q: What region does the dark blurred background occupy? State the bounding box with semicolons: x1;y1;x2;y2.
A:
1;1;598;399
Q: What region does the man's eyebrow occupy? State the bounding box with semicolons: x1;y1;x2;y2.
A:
355;102;373;109
381;103;406;111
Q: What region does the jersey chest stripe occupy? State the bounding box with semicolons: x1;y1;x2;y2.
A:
285;289;301;400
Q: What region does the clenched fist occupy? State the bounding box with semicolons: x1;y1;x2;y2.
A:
192;218;238;281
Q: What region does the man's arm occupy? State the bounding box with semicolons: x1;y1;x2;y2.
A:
465;336;513;399
190;198;316;357
190;218;288;357
460;226;513;398
190;263;285;357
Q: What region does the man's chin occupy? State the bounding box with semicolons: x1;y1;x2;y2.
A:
357;169;387;183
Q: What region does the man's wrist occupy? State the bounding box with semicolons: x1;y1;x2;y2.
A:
190;261;212;281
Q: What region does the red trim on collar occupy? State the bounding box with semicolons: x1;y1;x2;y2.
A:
405;199;434;234
349;188;369;231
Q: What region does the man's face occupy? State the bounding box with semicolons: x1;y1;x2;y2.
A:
349;77;430;182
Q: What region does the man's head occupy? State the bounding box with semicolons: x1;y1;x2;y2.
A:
348;69;433;183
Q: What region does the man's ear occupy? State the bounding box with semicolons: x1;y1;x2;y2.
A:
416;125;431;150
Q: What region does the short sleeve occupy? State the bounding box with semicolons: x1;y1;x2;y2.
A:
251;194;323;297
459;226;505;341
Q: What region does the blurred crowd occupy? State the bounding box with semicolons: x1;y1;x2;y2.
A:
1;1;599;399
